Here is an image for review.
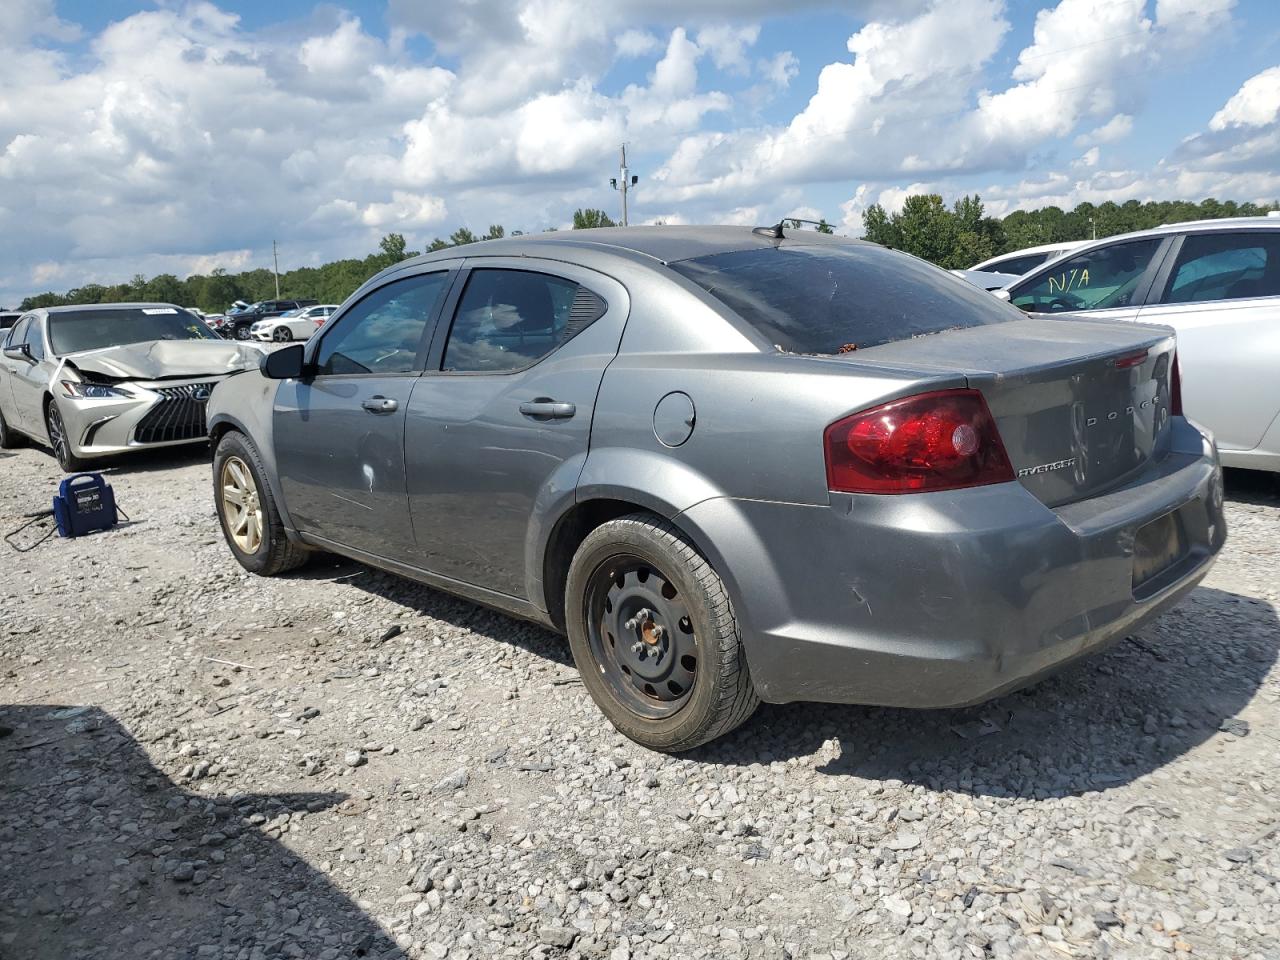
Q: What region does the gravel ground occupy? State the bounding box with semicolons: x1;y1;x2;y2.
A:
1;441;1278;960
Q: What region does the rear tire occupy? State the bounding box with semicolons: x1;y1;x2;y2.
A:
0;405;21;449
44;400;90;472
565;513;759;752
213;431;308;575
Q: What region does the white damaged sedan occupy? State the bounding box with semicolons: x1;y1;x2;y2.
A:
0;303;264;471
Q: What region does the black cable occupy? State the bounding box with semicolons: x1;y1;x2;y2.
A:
4;511;56;553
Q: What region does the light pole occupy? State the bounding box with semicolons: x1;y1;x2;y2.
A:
609;145;639;226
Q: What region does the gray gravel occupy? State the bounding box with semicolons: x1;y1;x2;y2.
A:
2;443;1278;960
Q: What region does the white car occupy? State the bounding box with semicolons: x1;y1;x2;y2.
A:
250;304;338;342
1000;216;1280;472
970;241;1084;277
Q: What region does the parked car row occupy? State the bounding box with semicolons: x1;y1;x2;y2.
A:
0;222;1254;753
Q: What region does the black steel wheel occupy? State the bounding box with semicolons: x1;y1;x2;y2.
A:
565;513;759;752
271;326;292;342
44;401;88;472
586;555;700;719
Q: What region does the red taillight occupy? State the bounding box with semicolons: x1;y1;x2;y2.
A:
1170;353;1183;416
1114;348;1148;369
315;317;325;328
824;389;1015;494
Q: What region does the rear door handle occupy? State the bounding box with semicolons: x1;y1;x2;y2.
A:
519;399;576;420
361;396;398;414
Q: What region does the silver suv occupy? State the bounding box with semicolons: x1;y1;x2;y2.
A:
1003;216;1280;473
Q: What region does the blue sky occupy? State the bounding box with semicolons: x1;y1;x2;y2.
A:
3;0;1280;306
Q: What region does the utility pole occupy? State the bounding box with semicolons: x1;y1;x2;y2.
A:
272;240;281;298
609;145;638;226
1089;216;1096;240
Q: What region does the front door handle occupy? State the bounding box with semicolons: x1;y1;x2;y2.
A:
361;396;398;414
519;399;576;420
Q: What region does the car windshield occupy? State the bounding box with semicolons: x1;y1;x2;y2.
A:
48;307;220;354
669;243;1019;354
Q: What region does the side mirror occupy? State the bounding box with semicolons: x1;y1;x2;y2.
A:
992;289;1012;302
3;343;31;362
261;343;306;379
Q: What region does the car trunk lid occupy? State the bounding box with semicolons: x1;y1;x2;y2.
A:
850;317;1177;507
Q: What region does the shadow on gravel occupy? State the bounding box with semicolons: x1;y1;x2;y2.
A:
698;586;1277;798
96;445;211;476
0;705;400;960
1224;467;1280;506
292;556;574;668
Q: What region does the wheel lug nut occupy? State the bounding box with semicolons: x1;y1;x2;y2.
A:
631;642;644;655
624;618;638;630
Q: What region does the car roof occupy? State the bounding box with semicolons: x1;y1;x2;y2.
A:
994;241;1083;256
395;225;854;271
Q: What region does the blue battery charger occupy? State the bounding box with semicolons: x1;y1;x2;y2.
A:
52;473;119;538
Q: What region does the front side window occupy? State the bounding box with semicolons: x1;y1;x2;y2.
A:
5;316;30;349
22;318;45;360
314;272;448;376
1009;239;1162;313
442;269;603;373
1161;232;1280;304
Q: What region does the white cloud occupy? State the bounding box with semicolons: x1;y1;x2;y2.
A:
360;191;449;229
695;24;761;73
1075;113;1134;147
615;29;660;57
1074;146;1101;168
759;50;799;89
1210;66;1280;130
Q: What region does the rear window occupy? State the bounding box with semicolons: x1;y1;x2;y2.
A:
669;243;1018;354
48;307;219;355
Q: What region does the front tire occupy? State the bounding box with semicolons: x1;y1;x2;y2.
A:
271;326;292;342
213;431;308;575
565;513;759;752
45;400;90;472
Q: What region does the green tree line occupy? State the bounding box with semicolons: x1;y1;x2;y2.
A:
14;209;620;312
17;197;1278;311
862;195;1280;270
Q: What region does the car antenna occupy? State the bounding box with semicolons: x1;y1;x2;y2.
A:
752;221;785;239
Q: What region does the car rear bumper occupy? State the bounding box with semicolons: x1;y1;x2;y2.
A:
677;417;1226;707
59;378;225;458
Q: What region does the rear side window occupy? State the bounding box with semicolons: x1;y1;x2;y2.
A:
1161;232;1280;304
668;243;1018;354
1009;239;1162;313
442;269;606;373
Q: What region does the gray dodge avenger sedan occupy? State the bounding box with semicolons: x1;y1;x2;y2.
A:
207;226;1226;751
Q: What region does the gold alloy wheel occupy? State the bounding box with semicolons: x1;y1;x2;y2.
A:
220;456;263;554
